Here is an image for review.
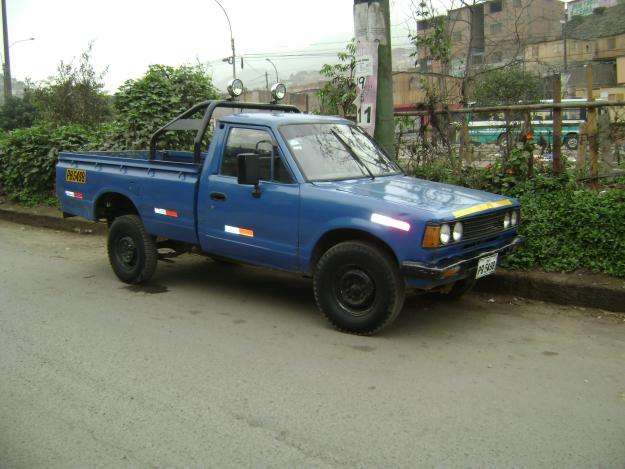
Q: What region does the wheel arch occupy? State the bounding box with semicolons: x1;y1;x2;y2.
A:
308;228;399;275
94;191;140;224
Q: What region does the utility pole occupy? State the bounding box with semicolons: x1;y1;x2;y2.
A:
1;0;11;101
265;71;270;100
230;36;236;79
354;0;394;157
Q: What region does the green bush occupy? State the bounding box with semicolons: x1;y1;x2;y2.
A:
472;67;545;107
506;188;625;277
0;124;95;205
0;63;220;204
410;157;625;277
106;64;219;150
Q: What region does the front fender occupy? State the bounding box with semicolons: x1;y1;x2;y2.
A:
301;215;420;272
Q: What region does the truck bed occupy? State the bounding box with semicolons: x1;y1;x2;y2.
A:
56;150;208;244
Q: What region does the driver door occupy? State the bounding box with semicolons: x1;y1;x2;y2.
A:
198;125;300;270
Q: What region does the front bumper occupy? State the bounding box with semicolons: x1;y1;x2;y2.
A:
401;236;524;280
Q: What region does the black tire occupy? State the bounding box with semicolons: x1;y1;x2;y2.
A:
430;276;476;301
107;215;157;284
313;241;405;335
564;133;579;150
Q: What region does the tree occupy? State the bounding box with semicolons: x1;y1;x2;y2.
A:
472;67;544;106
0;95;37;131
26;44;111;127
317;41;357;117
104;64;219;150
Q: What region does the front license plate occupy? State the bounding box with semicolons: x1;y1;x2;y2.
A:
476;254;498;279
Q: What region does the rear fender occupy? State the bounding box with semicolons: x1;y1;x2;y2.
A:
92;188;141;222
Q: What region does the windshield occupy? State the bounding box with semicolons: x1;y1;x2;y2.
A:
280;123;402;181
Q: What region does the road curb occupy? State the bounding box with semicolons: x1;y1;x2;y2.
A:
0;204;105;235
2;201;624;312
475;269;625;313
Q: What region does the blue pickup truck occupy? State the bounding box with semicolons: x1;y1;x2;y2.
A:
56;91;522;335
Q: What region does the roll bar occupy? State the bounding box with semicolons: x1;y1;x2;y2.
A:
148;100;301;163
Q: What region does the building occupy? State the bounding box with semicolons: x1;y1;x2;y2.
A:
415;0;564;75
524;3;625;99
392;70;462;110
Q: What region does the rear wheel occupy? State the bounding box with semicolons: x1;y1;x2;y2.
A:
564;133;579;150
107;215;157;284
313;241;405;335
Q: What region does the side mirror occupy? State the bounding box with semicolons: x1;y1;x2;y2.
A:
237;153;261;197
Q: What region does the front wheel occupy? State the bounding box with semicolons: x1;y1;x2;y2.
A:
107;215;158;284
313;241;405;335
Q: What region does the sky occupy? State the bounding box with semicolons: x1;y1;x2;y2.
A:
5;0;417;92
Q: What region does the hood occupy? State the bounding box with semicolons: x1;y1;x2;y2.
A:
319;175;515;219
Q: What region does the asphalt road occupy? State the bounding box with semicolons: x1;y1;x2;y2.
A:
1;220;624;468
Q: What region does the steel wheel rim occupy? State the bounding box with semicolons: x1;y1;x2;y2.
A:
334;266;376;316
115;235;138;270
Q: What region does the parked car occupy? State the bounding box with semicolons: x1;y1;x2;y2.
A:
56;81;523;335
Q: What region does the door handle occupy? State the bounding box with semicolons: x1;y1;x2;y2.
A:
210;192;227;201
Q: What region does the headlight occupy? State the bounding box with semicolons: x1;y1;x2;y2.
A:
453;222;463;242
440;223;451;245
227;78;244;98
271;83;287;102
503;212;511;229
511;211;518;226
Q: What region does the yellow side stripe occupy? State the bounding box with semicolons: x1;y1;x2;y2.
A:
453;199;512;219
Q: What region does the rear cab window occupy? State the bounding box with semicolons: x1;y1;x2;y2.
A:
220;127;293;184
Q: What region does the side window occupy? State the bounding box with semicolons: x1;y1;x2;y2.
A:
220;127;293;183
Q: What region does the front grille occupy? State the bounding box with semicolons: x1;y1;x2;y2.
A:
461;210;510;242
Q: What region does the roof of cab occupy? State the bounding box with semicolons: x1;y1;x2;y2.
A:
218;111;352;127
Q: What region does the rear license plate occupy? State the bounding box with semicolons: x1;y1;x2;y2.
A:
476;254;498;279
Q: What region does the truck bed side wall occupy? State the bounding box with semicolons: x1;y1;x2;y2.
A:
56;154;200;244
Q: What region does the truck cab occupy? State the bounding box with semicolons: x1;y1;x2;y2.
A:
57;86;522;335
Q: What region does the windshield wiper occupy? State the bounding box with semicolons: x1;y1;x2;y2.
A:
331;129;375;180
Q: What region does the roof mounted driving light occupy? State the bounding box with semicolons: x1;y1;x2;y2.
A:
227;78;244;99
270;83;287;103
